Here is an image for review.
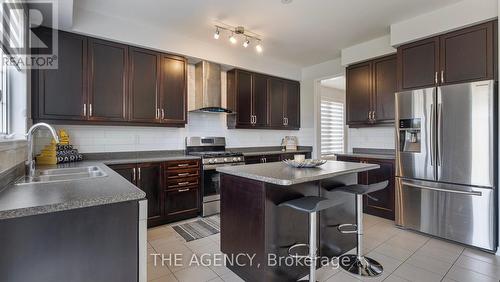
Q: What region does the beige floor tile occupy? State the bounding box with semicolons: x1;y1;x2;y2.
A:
383;274;410;282
148;226;173;241
149;236;186;252
425;238;464;254
207;233;221;244
414;243;461;264
185;237;215;249
299;264;341;281
462;248;500;266
173;265;218;282
383;233;427;253
405;252;453;276
325;271;361;282
445;265;498;282
148;262;173;281
149;273;178;282
207;278;223;282
373;242;414;261
391;263;443;282
209;264;233;276
455;255;500;279
220;271;245;282
189;242;221;256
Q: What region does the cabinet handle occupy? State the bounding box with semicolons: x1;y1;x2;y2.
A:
441;70;444;84
435;72;438;84
178;173;190;177
132;168;136;182
178;188;190;192
156;108;159;119
177;163;189;167
161;109;165;120
178;182;190;186
372;111;376;121
138;167;141;181
368;111;372;121
89;104;93;117
83;104;87;116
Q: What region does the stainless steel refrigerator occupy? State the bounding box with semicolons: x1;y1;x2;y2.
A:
395;80;497;252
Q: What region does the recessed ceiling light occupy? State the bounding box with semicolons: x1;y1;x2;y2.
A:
281;0;293;4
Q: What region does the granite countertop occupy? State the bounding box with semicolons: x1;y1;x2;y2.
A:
0;161;146;220
216;160;379;186
335;148;395;160
83;151;200;165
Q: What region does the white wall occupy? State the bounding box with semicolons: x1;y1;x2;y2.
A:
341;35;396;66
391;0;498;46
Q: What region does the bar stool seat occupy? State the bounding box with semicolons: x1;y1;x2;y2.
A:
335;181;388;277
279;196;341;282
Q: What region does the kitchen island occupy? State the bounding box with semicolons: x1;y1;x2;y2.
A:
217;160;378;282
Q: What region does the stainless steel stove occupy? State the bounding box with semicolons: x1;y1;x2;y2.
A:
185;137;245;216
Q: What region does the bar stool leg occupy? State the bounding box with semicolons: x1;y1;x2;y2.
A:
339;194;383;277
309;211;317;282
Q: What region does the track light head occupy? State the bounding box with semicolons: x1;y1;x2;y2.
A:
255;42;263;53
213;27;220;40
243;38;250;48
229;33;237;44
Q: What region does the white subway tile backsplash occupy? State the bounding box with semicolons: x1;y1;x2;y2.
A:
348;127;395;151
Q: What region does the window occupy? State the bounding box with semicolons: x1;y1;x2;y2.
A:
0;47;7;135
321;96;344;156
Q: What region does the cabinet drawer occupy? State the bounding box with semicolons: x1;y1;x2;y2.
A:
165;187;200;216
166;160;200;170
167;176;199;189
166;168;199;179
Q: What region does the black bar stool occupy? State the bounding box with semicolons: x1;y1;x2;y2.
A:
279;196;342;282
335;181;389;277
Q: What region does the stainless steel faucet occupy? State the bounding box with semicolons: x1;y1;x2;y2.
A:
26;123;60;177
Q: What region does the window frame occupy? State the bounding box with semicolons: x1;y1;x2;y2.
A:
320;94;345;157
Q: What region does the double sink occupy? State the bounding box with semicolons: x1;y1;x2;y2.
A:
15;166;108;185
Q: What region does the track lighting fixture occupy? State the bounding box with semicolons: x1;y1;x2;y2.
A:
243;38;250;48
213;27;220;39
213;23;263;53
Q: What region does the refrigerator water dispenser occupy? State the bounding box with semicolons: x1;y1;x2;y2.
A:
398;119;421;153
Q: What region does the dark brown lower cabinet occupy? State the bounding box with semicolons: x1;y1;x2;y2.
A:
109;160;201;227
336;156;395;220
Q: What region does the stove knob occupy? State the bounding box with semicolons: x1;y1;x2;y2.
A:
232;157;238;162
223;158;228;162
209;159;215;164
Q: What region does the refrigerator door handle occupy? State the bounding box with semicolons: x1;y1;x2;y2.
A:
430;103;435;166
402;181;482;196
437;103;443;166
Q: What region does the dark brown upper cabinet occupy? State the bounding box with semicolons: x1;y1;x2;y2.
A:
373;55;397;122
88;38;128;121
159;55;187;125
398;20;497;90
440;21;496;85
397;37;439;90
346;54;397;126
346;61;373;125
252;74;270;127
32;28;188;127
284;80;300;129
227;69;299;130
268;78;285;128
32;29;87;121
129;47;160;123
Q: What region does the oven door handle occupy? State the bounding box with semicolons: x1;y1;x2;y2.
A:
203;162;246;170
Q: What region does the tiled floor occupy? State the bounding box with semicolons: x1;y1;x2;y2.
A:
147;214;500;282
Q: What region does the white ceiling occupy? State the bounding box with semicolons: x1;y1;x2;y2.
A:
321;76;345;90
74;0;461;67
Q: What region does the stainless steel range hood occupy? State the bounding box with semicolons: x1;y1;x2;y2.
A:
191;61;232;113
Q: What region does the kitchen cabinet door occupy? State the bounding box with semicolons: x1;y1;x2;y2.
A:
159;55;187;125
397;37;440;90
128;47;159;123
88;38;128;121
136;163;163;224
236;70;253;126
364;159;395;220
109;164;137;185
373;55;397;123
164;187;200;218
440;21;495;85
284;81;300;129
32;29;87;121
346;62;372;124
252;74;269;127
269;78;285;127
